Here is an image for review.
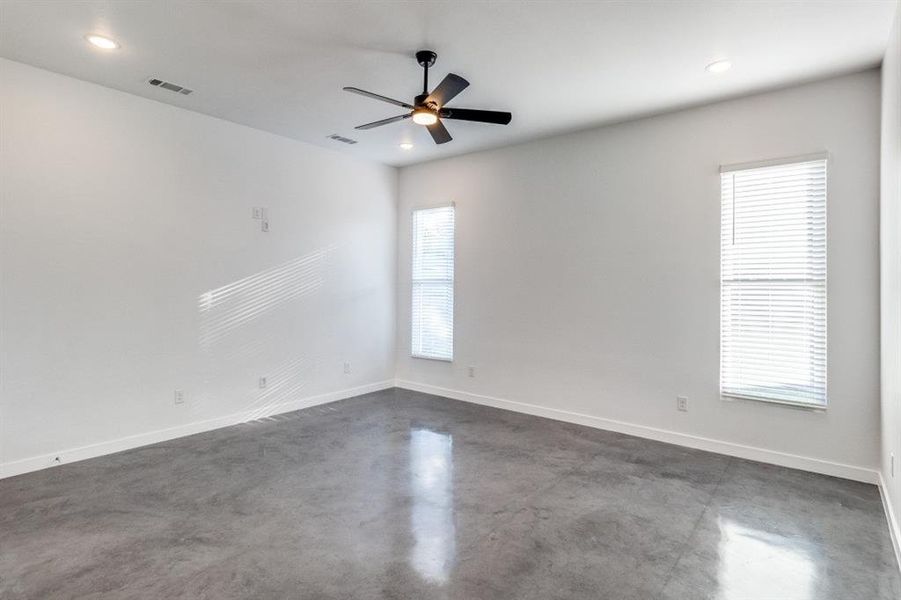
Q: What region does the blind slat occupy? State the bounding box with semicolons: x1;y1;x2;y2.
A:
721;159;827;406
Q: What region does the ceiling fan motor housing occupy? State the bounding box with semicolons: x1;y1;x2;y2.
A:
414;94;437;110
415;50;437;68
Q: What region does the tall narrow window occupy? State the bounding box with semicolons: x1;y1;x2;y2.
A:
720;157;827;407
412;206;454;361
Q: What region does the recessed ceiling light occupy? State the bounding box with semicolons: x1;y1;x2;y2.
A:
85;34;119;50
399;143;414;150
706;59;732;74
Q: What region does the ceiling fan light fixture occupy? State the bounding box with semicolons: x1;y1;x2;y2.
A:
412;109;438;126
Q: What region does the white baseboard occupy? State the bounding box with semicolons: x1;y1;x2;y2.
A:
395;379;879;485
0;380;394;480
4;377;881;488
879;473;901;570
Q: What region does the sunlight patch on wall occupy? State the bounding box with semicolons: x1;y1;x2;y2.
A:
198;246;334;348
244;354;319;422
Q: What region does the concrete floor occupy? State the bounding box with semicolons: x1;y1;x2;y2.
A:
1;388;898;599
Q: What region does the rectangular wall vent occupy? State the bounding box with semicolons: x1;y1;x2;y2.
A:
327;134;358;145
148;78;193;95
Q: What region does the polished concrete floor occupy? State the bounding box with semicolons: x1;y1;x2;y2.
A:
1;388;898;599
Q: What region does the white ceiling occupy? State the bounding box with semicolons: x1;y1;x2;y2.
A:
0;1;896;166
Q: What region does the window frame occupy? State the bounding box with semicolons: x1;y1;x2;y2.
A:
411;203;455;362
719;153;828;410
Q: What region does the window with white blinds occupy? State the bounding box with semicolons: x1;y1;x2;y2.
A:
412;206;454;361
720;157;827;407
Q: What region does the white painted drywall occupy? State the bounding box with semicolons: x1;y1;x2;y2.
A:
881;0;901;547
0;56;886;485
396;70;881;475
0;59;397;474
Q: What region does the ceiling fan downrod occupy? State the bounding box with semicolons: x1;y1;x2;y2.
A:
416;50;438;96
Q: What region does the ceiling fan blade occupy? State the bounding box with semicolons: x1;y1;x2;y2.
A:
439;108;512;125
426;74;469;107
354;114;412;130
343;87;414;109
427;119;453;145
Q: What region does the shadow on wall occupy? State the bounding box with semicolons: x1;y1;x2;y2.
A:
243;354;320;421
194;248;335;418
197;246;335;348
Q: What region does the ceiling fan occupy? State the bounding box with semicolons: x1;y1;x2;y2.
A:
343;50;512;145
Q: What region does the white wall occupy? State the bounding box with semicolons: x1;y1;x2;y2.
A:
396;70;882;480
881;0;901;550
0;57;885;485
0;59;397;476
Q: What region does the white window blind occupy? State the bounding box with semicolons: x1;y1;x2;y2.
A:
720;157;827;407
412;206;454;361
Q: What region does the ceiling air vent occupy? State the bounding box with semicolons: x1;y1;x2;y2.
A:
327;134;358;145
148;78;193;95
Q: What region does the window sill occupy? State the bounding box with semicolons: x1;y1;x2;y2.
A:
721;393;827;412
411;354;453;363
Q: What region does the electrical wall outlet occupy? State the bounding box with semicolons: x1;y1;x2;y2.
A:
174;390;185;405
259;377;267;389
343;362;351;374
676;395;688;412
468;366;476;378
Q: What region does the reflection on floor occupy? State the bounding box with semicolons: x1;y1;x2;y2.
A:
410;428;455;584
716;518;816;598
1;388;898;599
